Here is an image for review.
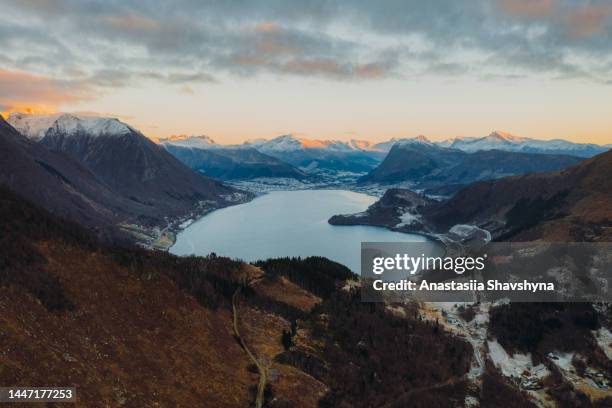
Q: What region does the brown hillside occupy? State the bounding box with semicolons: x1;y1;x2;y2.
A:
1;186;473;407
427;149;612;241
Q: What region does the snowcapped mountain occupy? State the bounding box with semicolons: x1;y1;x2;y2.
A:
8;113;133;140
50;114;133;137
242;134;434;157
360;140;582;193
244;134;357;153
441;131;609;158
158;134;217;149
0;115;145;241
7;113;63;141
241;134;385;172
6;112;247;229
394;135;433;147
160;133;433;156
442;131;529;151
348;139;375;151
158;134;308;180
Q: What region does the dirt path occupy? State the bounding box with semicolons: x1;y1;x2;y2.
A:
232;278;268;408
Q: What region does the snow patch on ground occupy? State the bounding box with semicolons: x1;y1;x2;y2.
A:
593;327;612;361
395;209;421;227
449;224;491;242
179;219;194;229
551;352;575;371
488;340;549;380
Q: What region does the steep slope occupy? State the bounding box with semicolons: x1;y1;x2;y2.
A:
360;140;582;191
0;115;149;241
426;149;612;241
163;143;307;180
360;140;463;184
0;185;257;407
0;185;473;407
11;113;249;225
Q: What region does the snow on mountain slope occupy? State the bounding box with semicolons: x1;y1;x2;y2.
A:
395;135;433;146
244;134;432;154
50;114;133;137
159;135;217;149
8;113;133;140
371;137;421;152
7;113;62;141
244;134;347;152
447;131;526;151
348;139;375;150
442;131;608;157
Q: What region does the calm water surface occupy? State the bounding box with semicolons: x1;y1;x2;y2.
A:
171;189;428;272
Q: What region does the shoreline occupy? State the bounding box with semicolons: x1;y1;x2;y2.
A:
137;192;257;251
162;186;447;273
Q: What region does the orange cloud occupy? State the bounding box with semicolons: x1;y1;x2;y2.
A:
255;22;279;33
498;0;555;18
0;69;93;115
567;5;612;38
104;14;160;33
0;104;56;120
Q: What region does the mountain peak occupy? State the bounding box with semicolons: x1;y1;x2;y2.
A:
7;112;63;141
51;114;133;138
396;135;432;147
8;112;133;140
413;135;431;143
487;130;524;143
159;134;217;149
348;139;374;150
248;134;356;152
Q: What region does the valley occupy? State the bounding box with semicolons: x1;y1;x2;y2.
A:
3;2;612;406
1;112;611;407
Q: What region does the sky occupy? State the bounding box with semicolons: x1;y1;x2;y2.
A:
1;0;611;144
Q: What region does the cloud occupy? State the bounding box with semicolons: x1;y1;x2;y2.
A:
142;71;216;84
498;0;556;18
0;69;94;109
0;0;611;92
566;4;612;38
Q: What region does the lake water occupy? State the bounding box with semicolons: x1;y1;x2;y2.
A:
170;189;429;272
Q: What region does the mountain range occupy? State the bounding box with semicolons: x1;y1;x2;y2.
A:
164;131;609;159
162;134;389;174
358;138;583;193
424;147;612;241
439;131;610;158
243;132;609;158
3;111;611;407
161;131;609;181
4;113;250;243
160;136;307;180
331;148;612;242
7;112;608;199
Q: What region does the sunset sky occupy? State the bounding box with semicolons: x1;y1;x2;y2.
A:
1;0;611;144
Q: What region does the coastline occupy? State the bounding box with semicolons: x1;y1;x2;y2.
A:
130;191;256;251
